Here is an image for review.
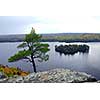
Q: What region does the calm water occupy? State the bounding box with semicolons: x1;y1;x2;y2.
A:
0;42;100;79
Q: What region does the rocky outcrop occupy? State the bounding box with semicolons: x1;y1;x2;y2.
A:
0;68;97;83
0;72;6;79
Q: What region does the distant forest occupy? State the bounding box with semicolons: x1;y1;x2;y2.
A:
0;33;100;42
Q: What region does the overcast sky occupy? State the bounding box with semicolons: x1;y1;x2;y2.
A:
0;0;100;34
0;16;100;34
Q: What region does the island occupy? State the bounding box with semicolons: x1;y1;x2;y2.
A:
55;44;89;55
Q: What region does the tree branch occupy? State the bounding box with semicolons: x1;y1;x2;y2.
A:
23;57;32;62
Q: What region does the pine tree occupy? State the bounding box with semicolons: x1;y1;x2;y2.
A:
8;28;50;73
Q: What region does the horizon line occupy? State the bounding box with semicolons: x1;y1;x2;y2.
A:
0;32;100;35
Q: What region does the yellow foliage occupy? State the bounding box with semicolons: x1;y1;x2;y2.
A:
0;65;29;77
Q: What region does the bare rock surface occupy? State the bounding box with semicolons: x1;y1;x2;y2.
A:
0;68;97;83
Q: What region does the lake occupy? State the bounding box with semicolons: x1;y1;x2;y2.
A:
0;42;100;79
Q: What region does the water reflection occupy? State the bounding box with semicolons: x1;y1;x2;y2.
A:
57;51;89;56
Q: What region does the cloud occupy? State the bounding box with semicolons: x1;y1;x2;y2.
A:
0;16;39;34
0;16;100;34
26;16;100;33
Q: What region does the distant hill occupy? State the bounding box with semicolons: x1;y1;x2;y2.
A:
0;33;100;42
0;34;25;42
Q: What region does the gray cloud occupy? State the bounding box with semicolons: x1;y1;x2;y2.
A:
0;16;39;34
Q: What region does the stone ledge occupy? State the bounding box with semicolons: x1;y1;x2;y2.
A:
0;68;97;83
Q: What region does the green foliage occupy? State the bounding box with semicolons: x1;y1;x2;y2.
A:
17;42;28;48
24;28;42;43
8;50;32;62
8;28;50;72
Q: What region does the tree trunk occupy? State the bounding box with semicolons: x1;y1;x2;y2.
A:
31;55;37;73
